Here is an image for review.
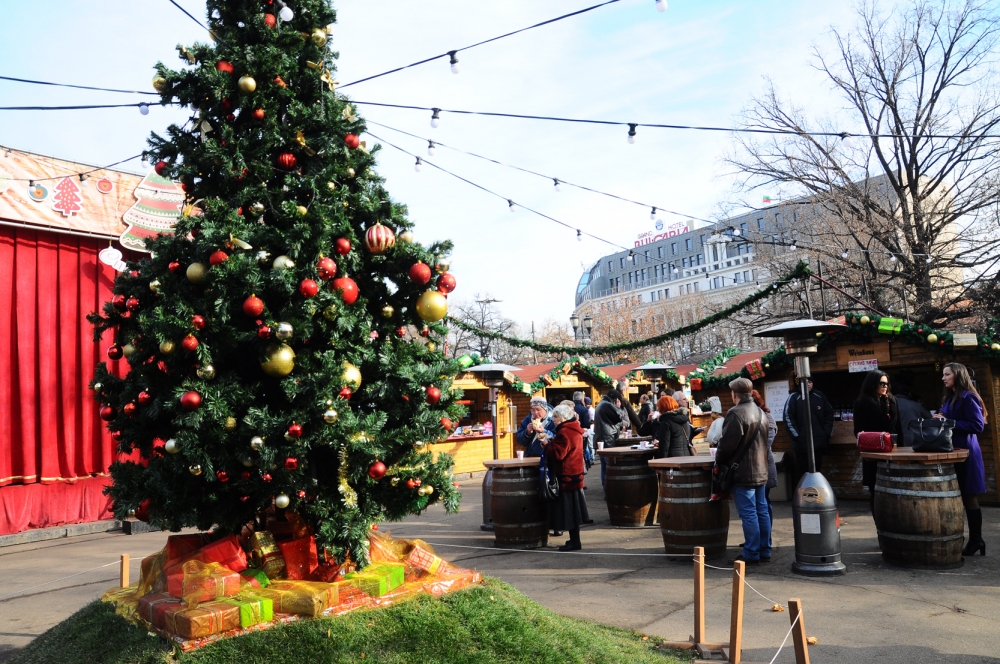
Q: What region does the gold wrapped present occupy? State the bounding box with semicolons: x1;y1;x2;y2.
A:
254;580;338;616
161;600;241;639
250;531;285;579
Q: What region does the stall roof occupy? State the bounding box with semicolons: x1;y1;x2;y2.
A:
601;363;645;382
514;363;563;385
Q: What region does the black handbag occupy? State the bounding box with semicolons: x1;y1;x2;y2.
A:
909;418;955;453
712;410;765;494
539;454;560;501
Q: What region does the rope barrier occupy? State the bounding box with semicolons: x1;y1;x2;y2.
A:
769;612;801;664
424;542;691;556
704;560;780;606
0;551;153;602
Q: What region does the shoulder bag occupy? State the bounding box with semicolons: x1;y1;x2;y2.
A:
857;431;896;453
538;453;560;501
909;418;955;453
712;409;765;494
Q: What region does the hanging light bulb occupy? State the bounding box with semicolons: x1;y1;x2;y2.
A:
141;156;150;169
839;131;854;148
925;255;933;264
427;140;436;156
553;179;562;192
276;0;294;21
576;229;582;242
448;51;460;74
508;199;515;213
732;228;741;237
78;174;88;187
889;254;897;262
430;108;441;128
789;242;797;251
414;157;422;172
627;123;637;144
842;249;849;259
138;103;149;116
672;264;678;274
650;207;657;220
655;0;668;11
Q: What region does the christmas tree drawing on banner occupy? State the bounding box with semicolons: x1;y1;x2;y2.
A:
119;169;184;252
89;0;463;566
51;176;83;216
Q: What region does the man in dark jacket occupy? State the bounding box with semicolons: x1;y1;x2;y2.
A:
783;378;834;479
716;377;770;565
572;391;592;429
593;390;624;488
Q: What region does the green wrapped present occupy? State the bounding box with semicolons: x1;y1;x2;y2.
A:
240;568;270;589
877;317;903;335
346;571;388;597
222;594;273;628
368;562;405;590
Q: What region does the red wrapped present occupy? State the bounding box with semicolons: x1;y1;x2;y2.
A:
311;562;343;583
745;358;765;381
160;599;241;639
137;592;181;625
167;560;241;605
165;533;214;568
278;536;318;580
194;535;248;573
689;377;703;391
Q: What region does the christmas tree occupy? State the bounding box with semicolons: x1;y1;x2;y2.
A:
89;0;463;566
119;169;184;252
52;176;83;216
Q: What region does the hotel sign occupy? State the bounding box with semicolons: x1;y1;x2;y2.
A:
635;220;689;247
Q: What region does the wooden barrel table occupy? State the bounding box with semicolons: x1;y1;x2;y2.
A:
861;448;969;569
598;444;658;526
649;456;729;560
483;458;547;549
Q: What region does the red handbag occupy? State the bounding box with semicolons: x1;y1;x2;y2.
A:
857;431;895;453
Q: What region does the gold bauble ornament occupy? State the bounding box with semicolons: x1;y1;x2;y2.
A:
238;75;257;93
860;315;870;325
241;455;254;467
427;342;437;352
927;333;938;344
251;202;265;215
342;362;362;388
128;509;136;518
391;477;400;486
272;255;295;270
159;340;176;355
275;322;294;341
323;408;339;424
189;464;203;476
93;382;103;392
435;258;450;273
152;75;170;92
224;416;238;431
417;486;427;496
122;343;136;358
197;364;216;380
311;29;327;46
186;262;207;284
424;485;434;495
342;201;349;208
274;494;290;509
346;167;356;178
398;231;414;244
322;304;337;320
164;438;180;454
327;181;337;191
296;205;308;216
149;279;161;293
261;343;296;377
381;304;394;319
416;289;448;322
992;343;1000;351
250;436;264;450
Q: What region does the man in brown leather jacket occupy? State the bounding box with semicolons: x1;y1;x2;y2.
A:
715;377;771;565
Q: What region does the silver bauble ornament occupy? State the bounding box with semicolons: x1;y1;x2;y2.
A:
257;250;271;264
323;408;339;424
250;436;264;450
149;279;161;293
275;322;294;340
251;202;265;215
275;494;290;509
197;364;216;380
189;464;203;476
272;255;295;270
164;438;180;454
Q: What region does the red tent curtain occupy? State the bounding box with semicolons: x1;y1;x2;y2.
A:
0;226;124;490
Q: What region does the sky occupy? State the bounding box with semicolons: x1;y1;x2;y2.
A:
0;0;883;329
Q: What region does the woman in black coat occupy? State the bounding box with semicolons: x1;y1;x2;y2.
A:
653;395;692;458
853;370;902;515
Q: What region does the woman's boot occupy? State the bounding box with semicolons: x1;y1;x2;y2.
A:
963;508;986;556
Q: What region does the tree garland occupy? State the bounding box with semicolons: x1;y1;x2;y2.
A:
688;347;740;377
506;356;618;395
447;262;812;355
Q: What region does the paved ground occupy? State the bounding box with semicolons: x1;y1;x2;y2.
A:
1;477;999;663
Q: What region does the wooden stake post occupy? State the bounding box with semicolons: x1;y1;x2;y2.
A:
728;561;745;663
789;599;810;664
661;546;735;660
120;554;130;588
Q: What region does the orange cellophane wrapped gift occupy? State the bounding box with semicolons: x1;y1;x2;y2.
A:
160;599;242;639
277;536;318;580
170;560;241;607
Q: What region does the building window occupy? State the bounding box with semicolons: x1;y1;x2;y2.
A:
664;288;669;298
671;242;678;254
700;234;706;245
615;277;620;290
641;268;647;282
712;246;718;261
620;257;625;269
741;222;748;232
697;254;704;265
693;282;700;293
713;277;720;289
757;217;764;230
685;238;693;251
657;246;664;259
744;270;750;281
608;260;613;272
775;212;783;226
644;250;650;262
682;257;689;268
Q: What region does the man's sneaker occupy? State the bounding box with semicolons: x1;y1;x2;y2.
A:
730;554;760;566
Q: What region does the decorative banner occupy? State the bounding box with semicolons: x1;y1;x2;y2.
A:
27;183;49;201
96;177;114;194
51;177;83;216
119;168;184;252
99;245;127;272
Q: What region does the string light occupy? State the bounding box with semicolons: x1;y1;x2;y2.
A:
414;156;422;172
553;178;562;192
276;0;294;22
889;254;897;262
649;207;657;220
448;51;460;74
141;156;149;169
427;140;435;156
839;132;854;148
926;256;933;264
577;229;582;242
508;199;516;213
789;242;797;251
627;123;637;144
430;108;441;128
655;0;668;11
78;174;88;186
138;103;149;116
842;249;849;258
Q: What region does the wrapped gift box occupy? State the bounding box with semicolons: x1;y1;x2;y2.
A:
255;580;338;616
406;546;443;574
221;594;274;628
240;568;270;589
368;562;404;589
168;560;241;604
165;533;214;568
345;563;403;598
250;531;286;579
137;592;181;625
277;536;318;580
160;600;242;639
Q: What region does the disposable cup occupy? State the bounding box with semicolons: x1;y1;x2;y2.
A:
516;451;524;459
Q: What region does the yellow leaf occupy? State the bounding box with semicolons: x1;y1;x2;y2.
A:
806;636;819;645
771;604;785;612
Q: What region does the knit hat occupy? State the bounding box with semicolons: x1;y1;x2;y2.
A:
708;396;723;414
529;397;548;408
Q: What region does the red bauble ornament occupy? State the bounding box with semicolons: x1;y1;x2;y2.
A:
243;294;265;317
287;423;303;439
134;500;151;522
123;402;137;416
182;335;199;352
406;478;416;489
221;98;232;111
440;417;453;431
396;327;407;338
112;294;127;310
426;386;441;405
257;325;271;339
111;430;123;442
252;108;266;120
414;478;422;487
420;326;430;338
108;345;123;360
284;457;299;471
363;223;396;255
240;495;250;502
216;470;230;483
262;472;272;482
276;152;297;170
297;490;307;499
409;262;432;285
225;113;236;122
241;471;252;481
339;386;353;399
334;238;352;255
126;297;140;311
263;13;277;28
154;161;167;175
332;277;359;305
437;272;457;294
215;60;234;74
138;390;151;405
940;340;946;346
209;249;229;265
917;328;924;334
168;261;181;272
180;390;202;411
100;406;116;421
299;279;319;298
368;461;387;480
371;524;379;531
345;134;361;149
273;76;287;88
192;315;206;330
316;256;337;280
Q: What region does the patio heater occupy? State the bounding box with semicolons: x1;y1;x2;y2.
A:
753;319;847;577
466;363;521;531
637;362;675;400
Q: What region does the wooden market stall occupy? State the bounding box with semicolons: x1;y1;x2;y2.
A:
687;322;1000;505
602;362;682;410
434;368;518;475
508;358;609;420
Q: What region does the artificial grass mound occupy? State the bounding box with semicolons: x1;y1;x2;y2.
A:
10;577;689;664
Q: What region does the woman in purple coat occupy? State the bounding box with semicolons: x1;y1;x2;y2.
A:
937;363;988;556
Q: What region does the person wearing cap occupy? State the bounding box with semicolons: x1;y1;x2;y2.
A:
593;390;625;487
705;396;725;446
716;377;771;565
516;397;557;458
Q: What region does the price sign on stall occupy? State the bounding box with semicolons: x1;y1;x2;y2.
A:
848;359;879;373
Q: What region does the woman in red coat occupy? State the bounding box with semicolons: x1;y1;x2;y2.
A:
546;404;590;551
